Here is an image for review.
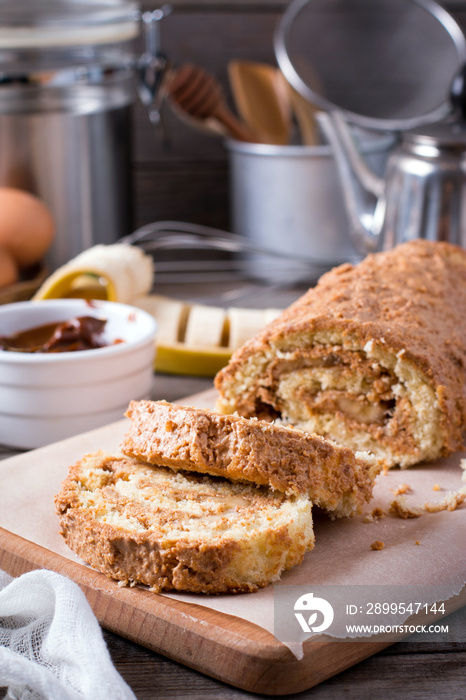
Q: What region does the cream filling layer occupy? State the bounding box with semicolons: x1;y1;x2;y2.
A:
275;345;443;468
222;333;444;468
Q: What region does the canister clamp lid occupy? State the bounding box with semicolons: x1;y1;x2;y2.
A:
0;1;140;48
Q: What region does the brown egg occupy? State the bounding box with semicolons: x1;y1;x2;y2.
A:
0;188;55;267
0;245;19;288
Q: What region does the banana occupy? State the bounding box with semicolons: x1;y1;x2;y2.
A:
33;244;154;304
32;242;284;376
184;304;227;348
134;294;282;376
134;295;189;345
155;343;232;377
227;307;281;350
133;295;230;376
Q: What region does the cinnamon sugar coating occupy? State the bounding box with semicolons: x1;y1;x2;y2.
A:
215;241;466;467
121;400;381;518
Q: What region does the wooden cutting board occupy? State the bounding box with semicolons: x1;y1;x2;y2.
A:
0;527;396;695
0;389;465;695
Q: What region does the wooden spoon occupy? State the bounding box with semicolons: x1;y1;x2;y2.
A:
286;83;319;145
228;61;292;145
168;64;256;142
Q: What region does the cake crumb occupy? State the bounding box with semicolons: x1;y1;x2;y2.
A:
424;485;466;513
389;483;466;519
415;540;421;546
392;483;412;496
389;497;422;519
363;507;386;523
432;484;442;491
371;540;385;551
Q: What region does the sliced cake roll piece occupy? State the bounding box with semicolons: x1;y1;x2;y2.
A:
215;240;466;469
55;451;314;594
121;400;381;518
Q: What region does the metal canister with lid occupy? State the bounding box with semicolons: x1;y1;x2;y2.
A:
273;0;466;256
381;121;466;250
0;1;169;269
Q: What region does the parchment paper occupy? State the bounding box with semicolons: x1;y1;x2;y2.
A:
0;410;465;659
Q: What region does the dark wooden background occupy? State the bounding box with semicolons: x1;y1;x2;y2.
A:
131;0;466;235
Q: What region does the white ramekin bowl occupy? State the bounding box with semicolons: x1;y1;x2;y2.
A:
0;299;157;448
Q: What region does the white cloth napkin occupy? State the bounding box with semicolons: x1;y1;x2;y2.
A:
0;569;136;700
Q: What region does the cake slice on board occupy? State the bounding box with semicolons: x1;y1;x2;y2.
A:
121;399;381;519
55;451;314;594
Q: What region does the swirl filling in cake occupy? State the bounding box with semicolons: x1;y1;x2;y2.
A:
215;241;466;468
